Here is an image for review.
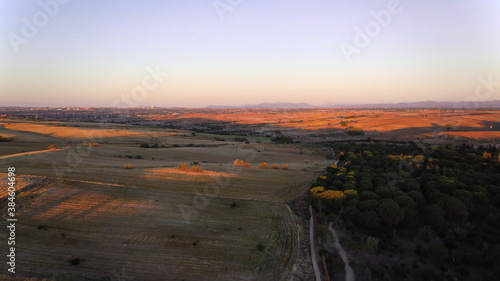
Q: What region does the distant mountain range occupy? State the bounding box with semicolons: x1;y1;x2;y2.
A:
206;100;500;109
205;102;316;109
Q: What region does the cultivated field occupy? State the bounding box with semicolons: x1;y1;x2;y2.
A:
0;119;327;280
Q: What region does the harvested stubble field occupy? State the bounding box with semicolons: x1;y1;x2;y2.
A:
1;180;296;280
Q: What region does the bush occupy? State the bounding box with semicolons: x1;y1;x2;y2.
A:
191;165;203;172
48;144;57;150
365;236;379;253
271;164;280;169
177;163;189;170
140;143;150;148
135;155;142;159
281;164;289;170
124;164;133;169
259;162;270;169
257;243;265;251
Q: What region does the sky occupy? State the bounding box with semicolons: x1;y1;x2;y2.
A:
1;0;499;107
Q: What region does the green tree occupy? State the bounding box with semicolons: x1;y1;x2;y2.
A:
438;195;468;223
378;198;405;227
423;204;446;228
358;211;381;229
342;206;360;222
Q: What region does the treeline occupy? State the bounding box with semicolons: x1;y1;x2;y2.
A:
310;142;500;281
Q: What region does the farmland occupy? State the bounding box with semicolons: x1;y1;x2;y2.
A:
1;107;500;280
0;118;326;280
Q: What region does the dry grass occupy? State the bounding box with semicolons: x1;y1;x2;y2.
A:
5;180;295;280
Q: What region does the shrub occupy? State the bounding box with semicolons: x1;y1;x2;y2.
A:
177;163;189;171
192;160;199;165
231;202;238;208
257;243;265;251
191;165;203;172
124;164;133;169
365;236;379;253
445;124;453;131
140;143;150;148
135;155;142;159
304;159;310;163
281;164;289;170
259;162;270;169
271;164;280;169
48;144;57;150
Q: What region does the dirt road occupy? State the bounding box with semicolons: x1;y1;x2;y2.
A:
0;149;60;160
309;205;322;281
328;222;355;281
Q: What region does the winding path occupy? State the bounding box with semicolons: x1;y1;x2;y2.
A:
328;222;355;281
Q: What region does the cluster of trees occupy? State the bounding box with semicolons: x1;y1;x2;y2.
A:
310;142;500;280
271;135;294;144
178;162;203;172
346;127;364;136
234;159;251;167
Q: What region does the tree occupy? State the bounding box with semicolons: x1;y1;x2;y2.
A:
358;211;380;229
359;200;379;212
423;204;446;228
343;206;360;222
259;162;269;169
177;163;189;170
191;165;203;172
438;195;468;223
378;198;405;227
